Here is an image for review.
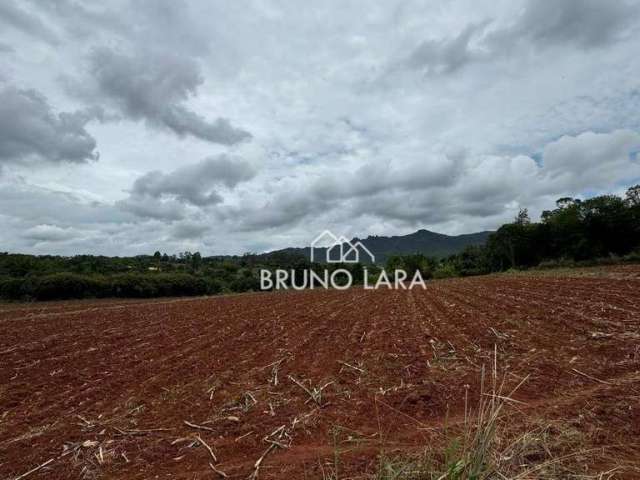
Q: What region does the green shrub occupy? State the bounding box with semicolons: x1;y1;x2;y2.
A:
110;274;157;297
205;278;224;295
0;277;28;300
109;273;209;298
161;273;208;296
0;272;215;301
229;275;260;292
433;263;459;279
28;273;108;300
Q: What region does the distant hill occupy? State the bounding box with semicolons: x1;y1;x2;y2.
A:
269;229;493;264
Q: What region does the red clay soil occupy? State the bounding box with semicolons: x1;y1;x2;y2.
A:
1;266;640;479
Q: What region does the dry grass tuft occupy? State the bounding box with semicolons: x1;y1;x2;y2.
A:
373;348;622;480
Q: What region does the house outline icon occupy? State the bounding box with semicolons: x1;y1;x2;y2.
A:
310;230;375;264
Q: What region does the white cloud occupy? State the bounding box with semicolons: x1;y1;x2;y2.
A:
23;224;77;242
541;130;640;190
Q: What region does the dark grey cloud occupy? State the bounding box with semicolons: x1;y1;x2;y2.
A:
405;0;637;76
87;47;251;145
0;1;59;45
504;0;637;49
0;86;99;165
406;22;488;75
117;155;256;221
129;155;255;207
223;153;466;231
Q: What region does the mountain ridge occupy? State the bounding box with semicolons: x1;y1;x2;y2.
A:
268;228;493;264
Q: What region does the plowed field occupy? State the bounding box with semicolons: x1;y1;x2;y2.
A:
2;266;640;479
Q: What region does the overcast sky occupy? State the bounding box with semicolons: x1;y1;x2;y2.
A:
1;0;640;256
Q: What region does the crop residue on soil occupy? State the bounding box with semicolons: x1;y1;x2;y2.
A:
1;266;640;479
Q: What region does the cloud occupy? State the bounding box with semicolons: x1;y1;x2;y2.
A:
23;224;76;243
502;0;638;50
171;221;209;240
26;0;129;41
540;129;640;191
123;0;211;56
117;155;256;221
129;155;256;206
0;1;59;45
406;22;489;75
217;151;467;231
116;195;186;221
0;86;99;165
215;129;640;233
0;179;129;225
402;0;638;78
87;47;251;145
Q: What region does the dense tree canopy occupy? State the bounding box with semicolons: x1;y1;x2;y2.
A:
444;185;640;274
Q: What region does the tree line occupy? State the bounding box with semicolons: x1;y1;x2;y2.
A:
387;185;640;278
1;185;639;300
0;252;271;300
